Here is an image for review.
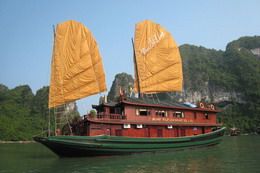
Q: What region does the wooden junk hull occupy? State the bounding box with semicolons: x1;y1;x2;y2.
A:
34;127;225;157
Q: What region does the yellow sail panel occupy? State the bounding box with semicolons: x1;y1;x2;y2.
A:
134;20;183;93
49;20;107;108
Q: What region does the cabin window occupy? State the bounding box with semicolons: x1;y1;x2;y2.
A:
156;110;167;117
136;108;150;116
204;113;209;119
136;124;143;129
174;111;185;118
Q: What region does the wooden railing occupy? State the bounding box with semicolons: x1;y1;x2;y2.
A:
85;113;127;120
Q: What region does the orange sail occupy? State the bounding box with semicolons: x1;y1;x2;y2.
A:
49;20;107;108
134;20;183;93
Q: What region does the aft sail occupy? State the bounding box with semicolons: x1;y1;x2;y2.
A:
49;20;107;108
134;20;183;93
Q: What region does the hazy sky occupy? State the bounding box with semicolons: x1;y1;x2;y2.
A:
1;0;260;115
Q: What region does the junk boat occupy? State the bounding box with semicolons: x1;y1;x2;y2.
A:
34;20;225;157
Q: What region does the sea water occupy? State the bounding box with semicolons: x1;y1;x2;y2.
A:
0;136;259;173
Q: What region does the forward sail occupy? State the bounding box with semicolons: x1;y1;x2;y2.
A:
134;20;183;93
49;20;107;108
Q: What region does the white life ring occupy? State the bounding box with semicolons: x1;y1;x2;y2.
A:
210;104;215;110
199;102;205;108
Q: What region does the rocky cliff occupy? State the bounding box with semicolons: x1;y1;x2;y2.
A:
107;73;134;101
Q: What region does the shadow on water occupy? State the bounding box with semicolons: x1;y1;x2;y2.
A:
0;136;260;173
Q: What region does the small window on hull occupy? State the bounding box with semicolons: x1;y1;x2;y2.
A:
167;125;173;129
123;124;131;129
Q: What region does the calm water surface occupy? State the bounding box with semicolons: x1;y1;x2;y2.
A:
0;136;259;173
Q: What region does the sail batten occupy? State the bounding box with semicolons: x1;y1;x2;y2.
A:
48;20;107;108
134;20;183;94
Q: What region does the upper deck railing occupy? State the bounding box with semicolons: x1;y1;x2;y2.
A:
84;112;127;120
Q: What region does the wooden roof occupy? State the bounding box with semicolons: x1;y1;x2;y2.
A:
92;96;219;113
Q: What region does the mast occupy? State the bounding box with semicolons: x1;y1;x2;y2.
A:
48;25;56;136
131;38;141;98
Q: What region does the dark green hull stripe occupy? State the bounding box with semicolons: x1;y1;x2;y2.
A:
34;127;225;157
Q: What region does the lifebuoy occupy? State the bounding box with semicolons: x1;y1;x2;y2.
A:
199;102;205;108
210;104;215;110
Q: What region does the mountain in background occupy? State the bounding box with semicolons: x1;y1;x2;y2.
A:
107;36;260;133
0;85;80;141
107;73;134;101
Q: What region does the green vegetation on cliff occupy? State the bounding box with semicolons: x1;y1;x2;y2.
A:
0;85;80;141
0;85;47;140
220;37;260;132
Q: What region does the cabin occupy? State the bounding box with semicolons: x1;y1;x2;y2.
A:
73;96;221;138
